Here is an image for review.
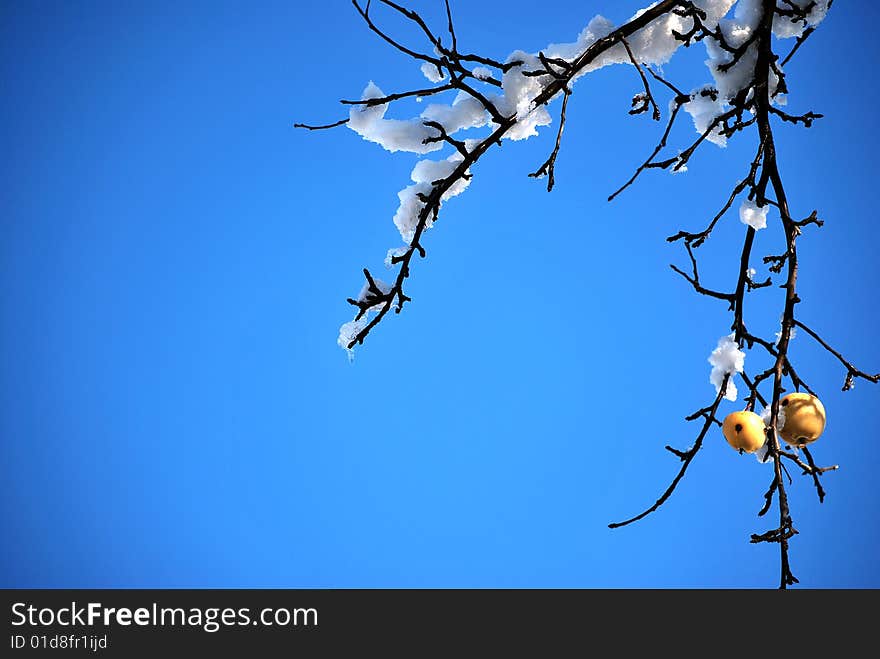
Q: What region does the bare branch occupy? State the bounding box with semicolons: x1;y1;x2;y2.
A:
444;0;457;53
340;84;455;105
621;37;661;121
528;88;571;191
667;142;764;247
352;0;440;65
293;118;349;130
793;320;880;390
608;101;686;201
609;380;729;529
781;25;815;67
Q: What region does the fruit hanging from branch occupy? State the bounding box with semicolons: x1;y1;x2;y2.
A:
779;393;826;447
722;411;767;454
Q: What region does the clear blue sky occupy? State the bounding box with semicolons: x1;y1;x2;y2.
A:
2;1;878;588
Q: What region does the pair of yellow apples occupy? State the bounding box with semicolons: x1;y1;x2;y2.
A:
722;393;826;453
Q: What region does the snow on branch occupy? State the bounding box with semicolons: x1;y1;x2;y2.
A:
298;0;877;588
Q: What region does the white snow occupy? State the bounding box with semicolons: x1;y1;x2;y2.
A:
772;0;831;38
392;151;472;241
754;442;770;463
754;401;787;462
384;246;409;269
357;277;392;305
348;82;489;154
695;0;739;28
683;87;728;146
705;17;759;103
607;10;686;67
760;403;786;432
338;319;369;361
740;199;768;230
775;322;797;345
339;278;393;360
347;82;443;154
471;66;493;81
492;50;553;140
421;92;489;134
708;333;745;401
733;0;764;28
339;0;835;354
420;61;445;83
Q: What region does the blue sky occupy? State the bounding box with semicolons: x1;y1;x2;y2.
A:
2;1;878;588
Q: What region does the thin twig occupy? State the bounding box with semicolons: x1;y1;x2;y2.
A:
621;37;660;121
781;26;815;67
609;381;728;529
293;118;349;130
528;88;571;191
793;320;880;390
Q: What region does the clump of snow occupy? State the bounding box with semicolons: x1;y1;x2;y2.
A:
348;82;443;154
709;333;745;401
705;21;758;102
392;186;427;243
420;61;445;83
740;199;768;230
683;87;728;146
492;51;553;140
542;2;736;77
338;319;369;361
775;321;797;345
544;16;610;61
339;278;394;360
421;92;489;133
695;0;739;28
349;82;488;152
733;0;764;28
754;442;770;463
411;156;463;187
754;401;789;463
678;0;825;139
384;246;409;269
471;66;493;81
608;10;685;67
392;150;473;241
760;403;786;432
357;277;392;306
490;6;678;139
772;0;831;38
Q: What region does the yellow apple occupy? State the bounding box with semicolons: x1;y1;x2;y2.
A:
722;410;767;453
779;393;826;447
